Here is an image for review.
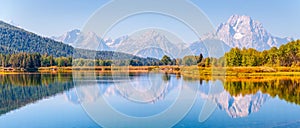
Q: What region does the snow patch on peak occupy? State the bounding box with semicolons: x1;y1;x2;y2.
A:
233;33;244;39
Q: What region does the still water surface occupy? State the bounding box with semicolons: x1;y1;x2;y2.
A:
0;73;299;128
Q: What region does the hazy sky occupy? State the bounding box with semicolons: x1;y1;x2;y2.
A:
0;0;299;41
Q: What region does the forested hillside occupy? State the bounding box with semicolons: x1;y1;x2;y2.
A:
0;21;73;57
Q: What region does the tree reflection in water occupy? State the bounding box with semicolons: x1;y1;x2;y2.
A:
0;73;74;115
181;76;300;118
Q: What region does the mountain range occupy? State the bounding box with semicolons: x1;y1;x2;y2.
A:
0;20;160;63
0;15;291;60
52;15;293;59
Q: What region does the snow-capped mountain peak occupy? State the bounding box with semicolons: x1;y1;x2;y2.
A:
204;15;292;51
116;29;185;59
105;35;128;49
51;29;81;46
75;31;111;51
52;29;111;51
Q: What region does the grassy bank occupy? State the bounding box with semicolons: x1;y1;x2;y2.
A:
179;66;300;78
38;66;157;73
3;66;300;77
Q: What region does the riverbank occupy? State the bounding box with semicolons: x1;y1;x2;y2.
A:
2;66;300;77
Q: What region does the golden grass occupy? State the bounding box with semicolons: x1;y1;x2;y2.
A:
3;66;300;77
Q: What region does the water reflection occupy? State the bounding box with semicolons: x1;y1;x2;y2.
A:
74;72;199;128
199;81;269;118
74;73;181;104
0;73;300;126
0;74;73;115
224;78;300;105
74;73;184;117
74;73;300;120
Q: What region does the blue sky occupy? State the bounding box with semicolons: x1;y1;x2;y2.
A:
0;0;299;41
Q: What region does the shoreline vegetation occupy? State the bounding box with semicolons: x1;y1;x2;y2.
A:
1;40;300;78
2;66;300;77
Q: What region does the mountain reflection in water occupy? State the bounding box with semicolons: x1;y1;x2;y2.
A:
0;72;300;119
